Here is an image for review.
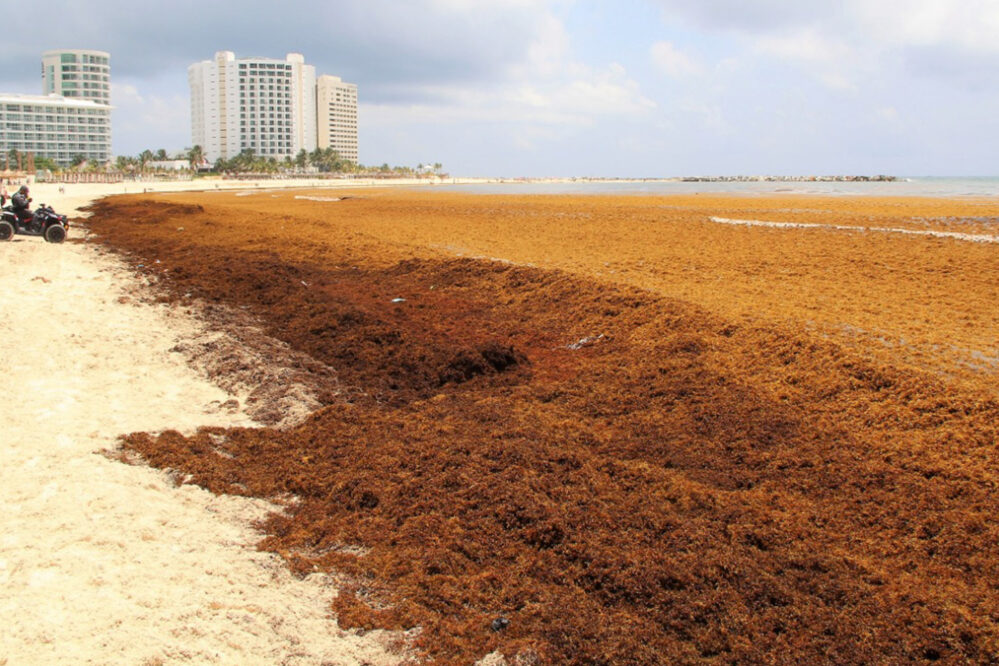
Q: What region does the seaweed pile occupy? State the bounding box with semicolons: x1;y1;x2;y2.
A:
89;194;999;663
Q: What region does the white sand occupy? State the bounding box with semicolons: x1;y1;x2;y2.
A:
0;183;406;665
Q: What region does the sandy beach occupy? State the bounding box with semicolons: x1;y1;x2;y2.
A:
0;180;408;664
4;182;999;663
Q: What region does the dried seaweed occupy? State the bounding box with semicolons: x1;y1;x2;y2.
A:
90;192;999;664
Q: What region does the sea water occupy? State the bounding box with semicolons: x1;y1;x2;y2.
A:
429;177;999;198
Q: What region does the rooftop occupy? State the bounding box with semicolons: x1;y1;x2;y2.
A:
0;93;112;109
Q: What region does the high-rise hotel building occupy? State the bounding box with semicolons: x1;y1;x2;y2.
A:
42;49;111;105
189;51;357;164
0;49;112;166
189;51;316;163
317;75;358;163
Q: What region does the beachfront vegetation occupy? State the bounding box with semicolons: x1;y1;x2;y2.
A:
8;145;445;181
207;147;440;178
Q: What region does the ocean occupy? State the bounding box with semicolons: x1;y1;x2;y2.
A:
430;177;999;198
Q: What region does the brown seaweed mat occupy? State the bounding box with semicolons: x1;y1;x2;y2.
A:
88;193;999;664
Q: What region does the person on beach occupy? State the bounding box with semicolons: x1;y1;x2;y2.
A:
11;185;32;225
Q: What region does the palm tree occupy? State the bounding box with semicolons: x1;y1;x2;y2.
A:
138;149;154;173
309;147;323;170
34;156;59;173
187;145;205;171
115;155;136;172
318;147;343;172
231;148;256;172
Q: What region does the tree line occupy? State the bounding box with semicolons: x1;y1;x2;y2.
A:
5;146;444;178
127;146;444;177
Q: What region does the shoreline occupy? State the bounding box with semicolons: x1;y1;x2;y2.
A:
25;176;999;216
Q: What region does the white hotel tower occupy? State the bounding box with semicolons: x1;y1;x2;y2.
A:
317;75;358;163
42;49;111;105
189;51;317;163
189;51;358;165
0;49;112;166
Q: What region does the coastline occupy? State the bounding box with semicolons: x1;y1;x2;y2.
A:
5;181;998;663
21;174;999;220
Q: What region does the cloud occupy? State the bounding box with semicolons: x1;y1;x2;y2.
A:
518;11;572;78
2;0;663;170
364;60;654;129
652;0;839;36
111;81;190;154
361;3;656;131
3;0;568;99
358;36;656;174
750;29;862;92
651;0;999;87
876;106;899;122
517;64;656;120
3;1;995;176
752;29;851;64
652;0;999;49
650;41;701;78
852;1;999;54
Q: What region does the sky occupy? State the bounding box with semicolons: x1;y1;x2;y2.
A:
1;0;997;177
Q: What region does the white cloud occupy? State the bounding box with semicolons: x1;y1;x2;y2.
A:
111;82;189;154
520;11;572;78
546;63;657;117
851;0;999;54
364;9;656;132
753;29;851;64
650;41;701;78
654;0;999;91
750;28;864;93
364;60;654;129
653;0;999;53
876;106;899;122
